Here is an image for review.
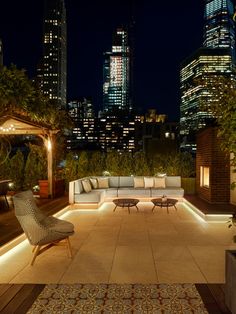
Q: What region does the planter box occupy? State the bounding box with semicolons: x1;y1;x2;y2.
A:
181;177;196;195
39;179;65;198
225;250;236;314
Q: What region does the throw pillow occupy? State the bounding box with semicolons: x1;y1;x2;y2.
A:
97;177;109;189
154;177;166;188
90;178;98;189
134;177;144;188
81;179;92;193
144;177;154;188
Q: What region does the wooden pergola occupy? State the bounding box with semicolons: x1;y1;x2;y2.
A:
0;114;59;198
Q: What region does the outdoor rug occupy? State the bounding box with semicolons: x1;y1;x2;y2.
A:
27;283;208;313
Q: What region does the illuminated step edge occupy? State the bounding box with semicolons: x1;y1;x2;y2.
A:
0;205;71;257
183;198;232;222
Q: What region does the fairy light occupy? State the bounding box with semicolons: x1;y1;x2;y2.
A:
0;124;16;132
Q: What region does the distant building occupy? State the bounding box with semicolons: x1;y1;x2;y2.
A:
42;0;67;109
98;114;136;152
180;47;234;152
136;109;179;156
0;39;3;66
67;98;98;151
180;0;236;153
102;27;131;114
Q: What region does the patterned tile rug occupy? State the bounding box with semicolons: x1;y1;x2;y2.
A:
27;283;208;313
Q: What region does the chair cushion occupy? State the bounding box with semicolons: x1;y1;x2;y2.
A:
46;217;74;233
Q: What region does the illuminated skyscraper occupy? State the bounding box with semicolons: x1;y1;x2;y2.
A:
204;0;235;59
0;39;3;66
42;0;67;109
103;28;131;113
67;98;98;150
180;0;235;152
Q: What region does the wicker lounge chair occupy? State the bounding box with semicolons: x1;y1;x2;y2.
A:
13;190;74;265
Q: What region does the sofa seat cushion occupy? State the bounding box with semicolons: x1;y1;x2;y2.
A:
74;190;105;203
105;188;118;197
151;187;184;197
118;188;151;197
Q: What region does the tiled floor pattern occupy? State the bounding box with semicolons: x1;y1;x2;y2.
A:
27;283;208;313
1;201;236;284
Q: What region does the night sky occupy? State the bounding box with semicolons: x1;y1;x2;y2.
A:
0;0;204;121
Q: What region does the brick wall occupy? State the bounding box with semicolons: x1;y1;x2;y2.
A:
196;126;230;203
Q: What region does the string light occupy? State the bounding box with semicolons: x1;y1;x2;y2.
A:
0;124;15;132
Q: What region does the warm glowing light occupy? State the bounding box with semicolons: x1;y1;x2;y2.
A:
0;124;15;132
47;139;52;151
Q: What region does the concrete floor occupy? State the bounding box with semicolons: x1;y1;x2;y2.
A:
0;201;236;284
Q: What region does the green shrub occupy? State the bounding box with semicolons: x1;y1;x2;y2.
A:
24;144;47;190
9;150;25;191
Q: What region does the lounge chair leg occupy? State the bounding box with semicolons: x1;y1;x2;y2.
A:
31;245;40;266
32;246;36;253
66;237;72;258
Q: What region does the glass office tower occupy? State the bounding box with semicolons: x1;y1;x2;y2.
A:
204;0;235;59
103;28;131;113
180;0;235;153
42;0;67;109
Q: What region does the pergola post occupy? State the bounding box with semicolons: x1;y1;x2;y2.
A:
46;132;54;198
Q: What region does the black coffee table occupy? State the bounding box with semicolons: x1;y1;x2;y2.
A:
151;198;178;213
113;198;139;214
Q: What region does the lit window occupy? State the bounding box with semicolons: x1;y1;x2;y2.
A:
200;166;210;188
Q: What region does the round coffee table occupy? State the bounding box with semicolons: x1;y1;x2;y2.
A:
113;198;139;214
151;198;178;214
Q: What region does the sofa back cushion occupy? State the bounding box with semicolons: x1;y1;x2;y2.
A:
109;176;119;188
144;177;154;188
90;178;98;189
74;180;83;194
119;176;134;187
154;177;166;188
165;176;181;187
97;177;109;189
81;179;92;193
134;177;144;188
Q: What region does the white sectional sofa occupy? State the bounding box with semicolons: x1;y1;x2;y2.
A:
69;176;184;209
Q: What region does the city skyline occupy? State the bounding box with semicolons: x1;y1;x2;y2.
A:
0;0;204;120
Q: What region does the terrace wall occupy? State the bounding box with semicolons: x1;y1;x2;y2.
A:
196;126;230;203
